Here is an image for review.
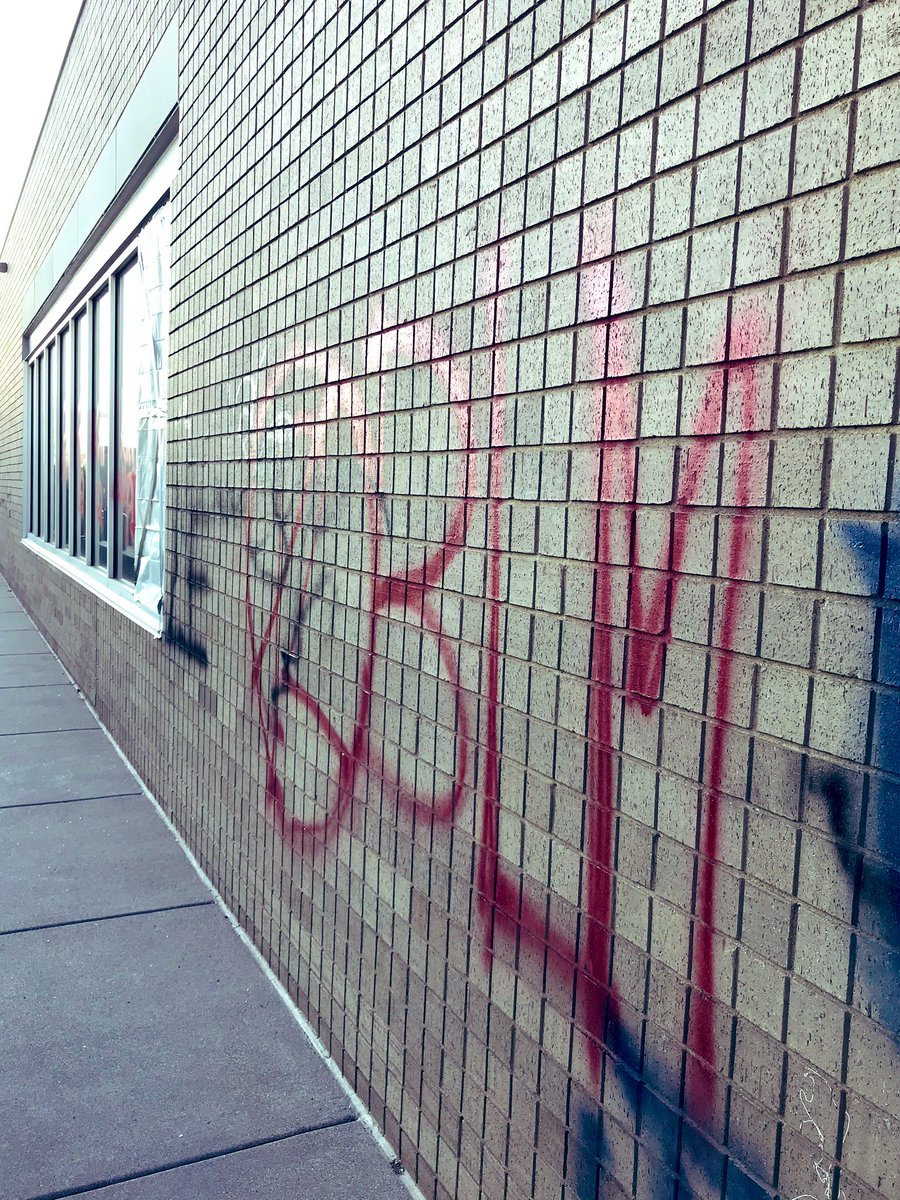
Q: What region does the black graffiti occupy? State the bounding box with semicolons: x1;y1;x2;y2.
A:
165;510;210;667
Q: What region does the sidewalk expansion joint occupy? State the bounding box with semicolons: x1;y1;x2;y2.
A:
0;791;144;811
24;1114;360;1200
0;650;55;657
0;900;215;939
0;724;101;737
0;682;73;689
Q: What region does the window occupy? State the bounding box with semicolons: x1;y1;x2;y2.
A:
24;202;170;630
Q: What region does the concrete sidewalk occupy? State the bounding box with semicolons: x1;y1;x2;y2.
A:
0;576;412;1200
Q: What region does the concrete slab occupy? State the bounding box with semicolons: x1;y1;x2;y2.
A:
0;612;38;631
0;684;97;734
0;598;25;613
73;1121;412;1199
0;728;139;805
0;794;210;932
0;653;68;687
0;906;354;1200
0;628;51;655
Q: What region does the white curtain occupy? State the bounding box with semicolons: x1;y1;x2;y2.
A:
132;203;170;619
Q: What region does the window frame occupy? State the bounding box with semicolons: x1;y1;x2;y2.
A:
22;199;170;636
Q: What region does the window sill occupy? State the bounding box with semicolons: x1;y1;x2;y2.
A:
21;536;163;638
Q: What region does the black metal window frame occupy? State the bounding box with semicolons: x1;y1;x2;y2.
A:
23;198;169;628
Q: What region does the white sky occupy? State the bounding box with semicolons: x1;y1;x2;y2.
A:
0;0;85;254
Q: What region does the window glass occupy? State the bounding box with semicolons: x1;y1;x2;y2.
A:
75;312;89;559
131;203;170;617
116;260;139;582
93;289;111;569
47;342;58;546
59;330;71;551
42;352;52;540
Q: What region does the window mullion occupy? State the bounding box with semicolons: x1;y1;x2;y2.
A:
23;364;33;538
33;360;40;536
85;305;95;568
40;354;48;540
57;336;64;549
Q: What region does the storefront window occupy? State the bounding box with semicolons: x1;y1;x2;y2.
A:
24;202;170;626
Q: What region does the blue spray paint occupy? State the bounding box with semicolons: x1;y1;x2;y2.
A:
839;521;900;1034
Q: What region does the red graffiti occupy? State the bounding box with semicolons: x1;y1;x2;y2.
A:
473;288;764;1113
246;330;475;850
245;277;764;1130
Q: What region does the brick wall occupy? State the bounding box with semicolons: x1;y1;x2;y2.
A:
1;1;898;1198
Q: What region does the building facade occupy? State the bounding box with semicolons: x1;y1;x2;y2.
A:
1;1;898;1197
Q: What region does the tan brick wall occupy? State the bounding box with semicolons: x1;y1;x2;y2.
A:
1;1;898;1198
